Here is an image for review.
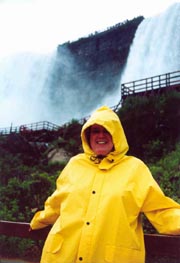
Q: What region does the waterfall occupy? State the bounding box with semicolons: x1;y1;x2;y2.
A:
0;3;179;128
121;2;180;83
0;52;57;127
0;46;118;127
0;47;113;127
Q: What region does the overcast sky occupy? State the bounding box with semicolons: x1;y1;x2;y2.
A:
0;0;178;54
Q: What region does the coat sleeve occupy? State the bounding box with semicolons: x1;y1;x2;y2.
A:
140;163;180;235
30;168;68;230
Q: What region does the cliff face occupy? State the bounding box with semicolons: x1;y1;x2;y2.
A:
57;16;144;94
46;17;144;118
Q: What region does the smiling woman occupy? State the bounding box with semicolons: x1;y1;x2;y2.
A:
89;124;114;156
29;106;180;263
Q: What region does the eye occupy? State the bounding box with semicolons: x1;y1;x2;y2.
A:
91;128;100;134
104;129;110;134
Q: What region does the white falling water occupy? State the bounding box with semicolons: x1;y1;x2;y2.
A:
0;46;115;128
0;3;179;128
121;2;180;83
0;52;57;127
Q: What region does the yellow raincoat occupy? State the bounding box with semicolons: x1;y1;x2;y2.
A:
30;106;180;263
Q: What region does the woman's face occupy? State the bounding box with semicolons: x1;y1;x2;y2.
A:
89;124;114;156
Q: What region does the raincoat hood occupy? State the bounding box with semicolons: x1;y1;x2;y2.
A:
81;106;129;163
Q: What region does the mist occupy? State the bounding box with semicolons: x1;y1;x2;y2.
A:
0;2;179;128
0;46;119;127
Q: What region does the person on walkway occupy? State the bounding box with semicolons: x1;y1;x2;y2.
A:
30;106;180;263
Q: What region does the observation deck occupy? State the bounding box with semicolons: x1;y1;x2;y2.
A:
121;70;180;101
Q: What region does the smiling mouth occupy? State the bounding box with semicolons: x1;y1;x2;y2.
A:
96;141;107;144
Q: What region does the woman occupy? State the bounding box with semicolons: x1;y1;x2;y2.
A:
30;106;180;263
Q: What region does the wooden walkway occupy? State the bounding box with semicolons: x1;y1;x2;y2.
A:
0;121;60;142
0;70;179;139
0;121;59;135
121;70;180;101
